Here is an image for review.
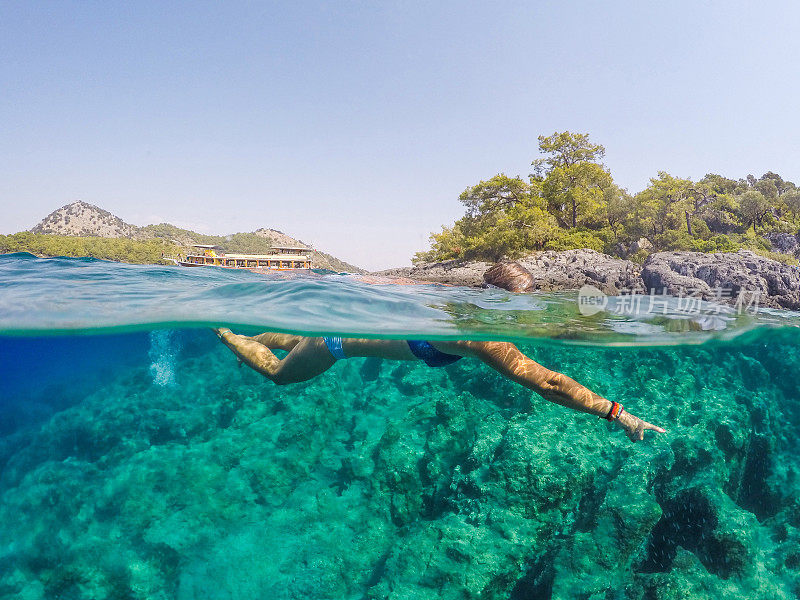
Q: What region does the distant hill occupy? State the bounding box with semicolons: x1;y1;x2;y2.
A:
28;201;364;272
31;201;141;239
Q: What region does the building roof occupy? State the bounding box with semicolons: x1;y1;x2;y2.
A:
193;244;223;249
215;253;310;260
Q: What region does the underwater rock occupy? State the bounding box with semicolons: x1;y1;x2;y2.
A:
0;336;799;599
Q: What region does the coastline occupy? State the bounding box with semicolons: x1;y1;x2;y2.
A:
373;248;800;311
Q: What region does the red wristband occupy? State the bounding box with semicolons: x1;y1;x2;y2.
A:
603;401;623;421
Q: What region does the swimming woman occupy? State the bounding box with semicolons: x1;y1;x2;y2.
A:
214;328;665;443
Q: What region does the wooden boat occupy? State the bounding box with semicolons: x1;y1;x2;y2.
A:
176;244;312;270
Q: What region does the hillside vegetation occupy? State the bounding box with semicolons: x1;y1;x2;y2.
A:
141;223;361;272
143;224;290;254
416;131;800;265
0;233;179;264
5;203;364;272
30;201;139;238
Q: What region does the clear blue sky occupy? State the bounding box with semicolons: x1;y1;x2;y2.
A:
2;1;800;270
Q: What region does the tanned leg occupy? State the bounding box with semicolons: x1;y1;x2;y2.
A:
250;331;304;351
214;328;336;385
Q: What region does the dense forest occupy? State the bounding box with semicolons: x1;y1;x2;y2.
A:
0;227;361;272
415;131;800;265
0;233;179;264
140;224;289;255
0;225;278;265
0;230;284;265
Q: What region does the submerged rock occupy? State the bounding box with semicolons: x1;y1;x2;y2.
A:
0;333;799;599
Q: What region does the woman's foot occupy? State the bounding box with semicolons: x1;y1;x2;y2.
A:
214;327;278;375
213;327;232;340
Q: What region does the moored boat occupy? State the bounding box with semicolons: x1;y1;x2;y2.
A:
176;245;312;270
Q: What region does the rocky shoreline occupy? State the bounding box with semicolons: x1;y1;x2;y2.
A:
375;249;800;311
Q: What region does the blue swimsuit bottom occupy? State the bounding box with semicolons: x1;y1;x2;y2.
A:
323;337;462;368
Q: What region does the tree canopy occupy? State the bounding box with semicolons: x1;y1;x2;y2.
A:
0;233;179;264
416;131;800;265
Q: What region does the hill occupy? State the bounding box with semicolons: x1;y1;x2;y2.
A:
31;201;141;239
26;202;363;272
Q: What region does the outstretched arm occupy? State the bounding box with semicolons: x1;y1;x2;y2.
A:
458;341;665;442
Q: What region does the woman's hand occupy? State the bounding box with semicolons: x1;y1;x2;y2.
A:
615;409;666;442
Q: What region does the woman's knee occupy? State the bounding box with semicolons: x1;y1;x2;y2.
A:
271;375;291;386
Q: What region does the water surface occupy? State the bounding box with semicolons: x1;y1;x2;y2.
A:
1;254;798;599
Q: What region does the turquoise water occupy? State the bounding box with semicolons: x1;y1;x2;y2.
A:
1;253;799;599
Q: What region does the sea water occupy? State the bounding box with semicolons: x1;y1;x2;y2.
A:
0;253;799;600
